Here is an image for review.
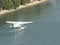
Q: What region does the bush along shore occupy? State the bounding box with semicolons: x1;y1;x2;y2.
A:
0;0;48;15
0;0;31;10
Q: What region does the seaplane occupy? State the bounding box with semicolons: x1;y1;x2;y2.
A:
6;21;33;30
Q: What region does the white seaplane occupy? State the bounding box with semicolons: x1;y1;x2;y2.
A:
6;21;33;29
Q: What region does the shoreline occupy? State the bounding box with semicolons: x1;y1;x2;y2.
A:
0;0;48;15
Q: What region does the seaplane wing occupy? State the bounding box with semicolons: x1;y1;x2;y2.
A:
18;21;33;24
6;21;17;24
6;21;33;28
6;21;33;24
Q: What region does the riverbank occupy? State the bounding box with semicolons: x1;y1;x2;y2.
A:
0;0;48;15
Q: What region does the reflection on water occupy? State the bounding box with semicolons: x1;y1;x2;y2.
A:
0;30;24;45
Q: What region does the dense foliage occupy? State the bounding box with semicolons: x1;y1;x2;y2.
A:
12;0;21;9
24;0;30;4
0;0;30;10
2;0;14;9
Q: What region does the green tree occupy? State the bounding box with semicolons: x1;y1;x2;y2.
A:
12;0;21;8
2;0;14;9
0;0;31;10
24;0;30;4
20;0;30;5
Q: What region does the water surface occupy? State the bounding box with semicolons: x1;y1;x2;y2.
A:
0;0;60;45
